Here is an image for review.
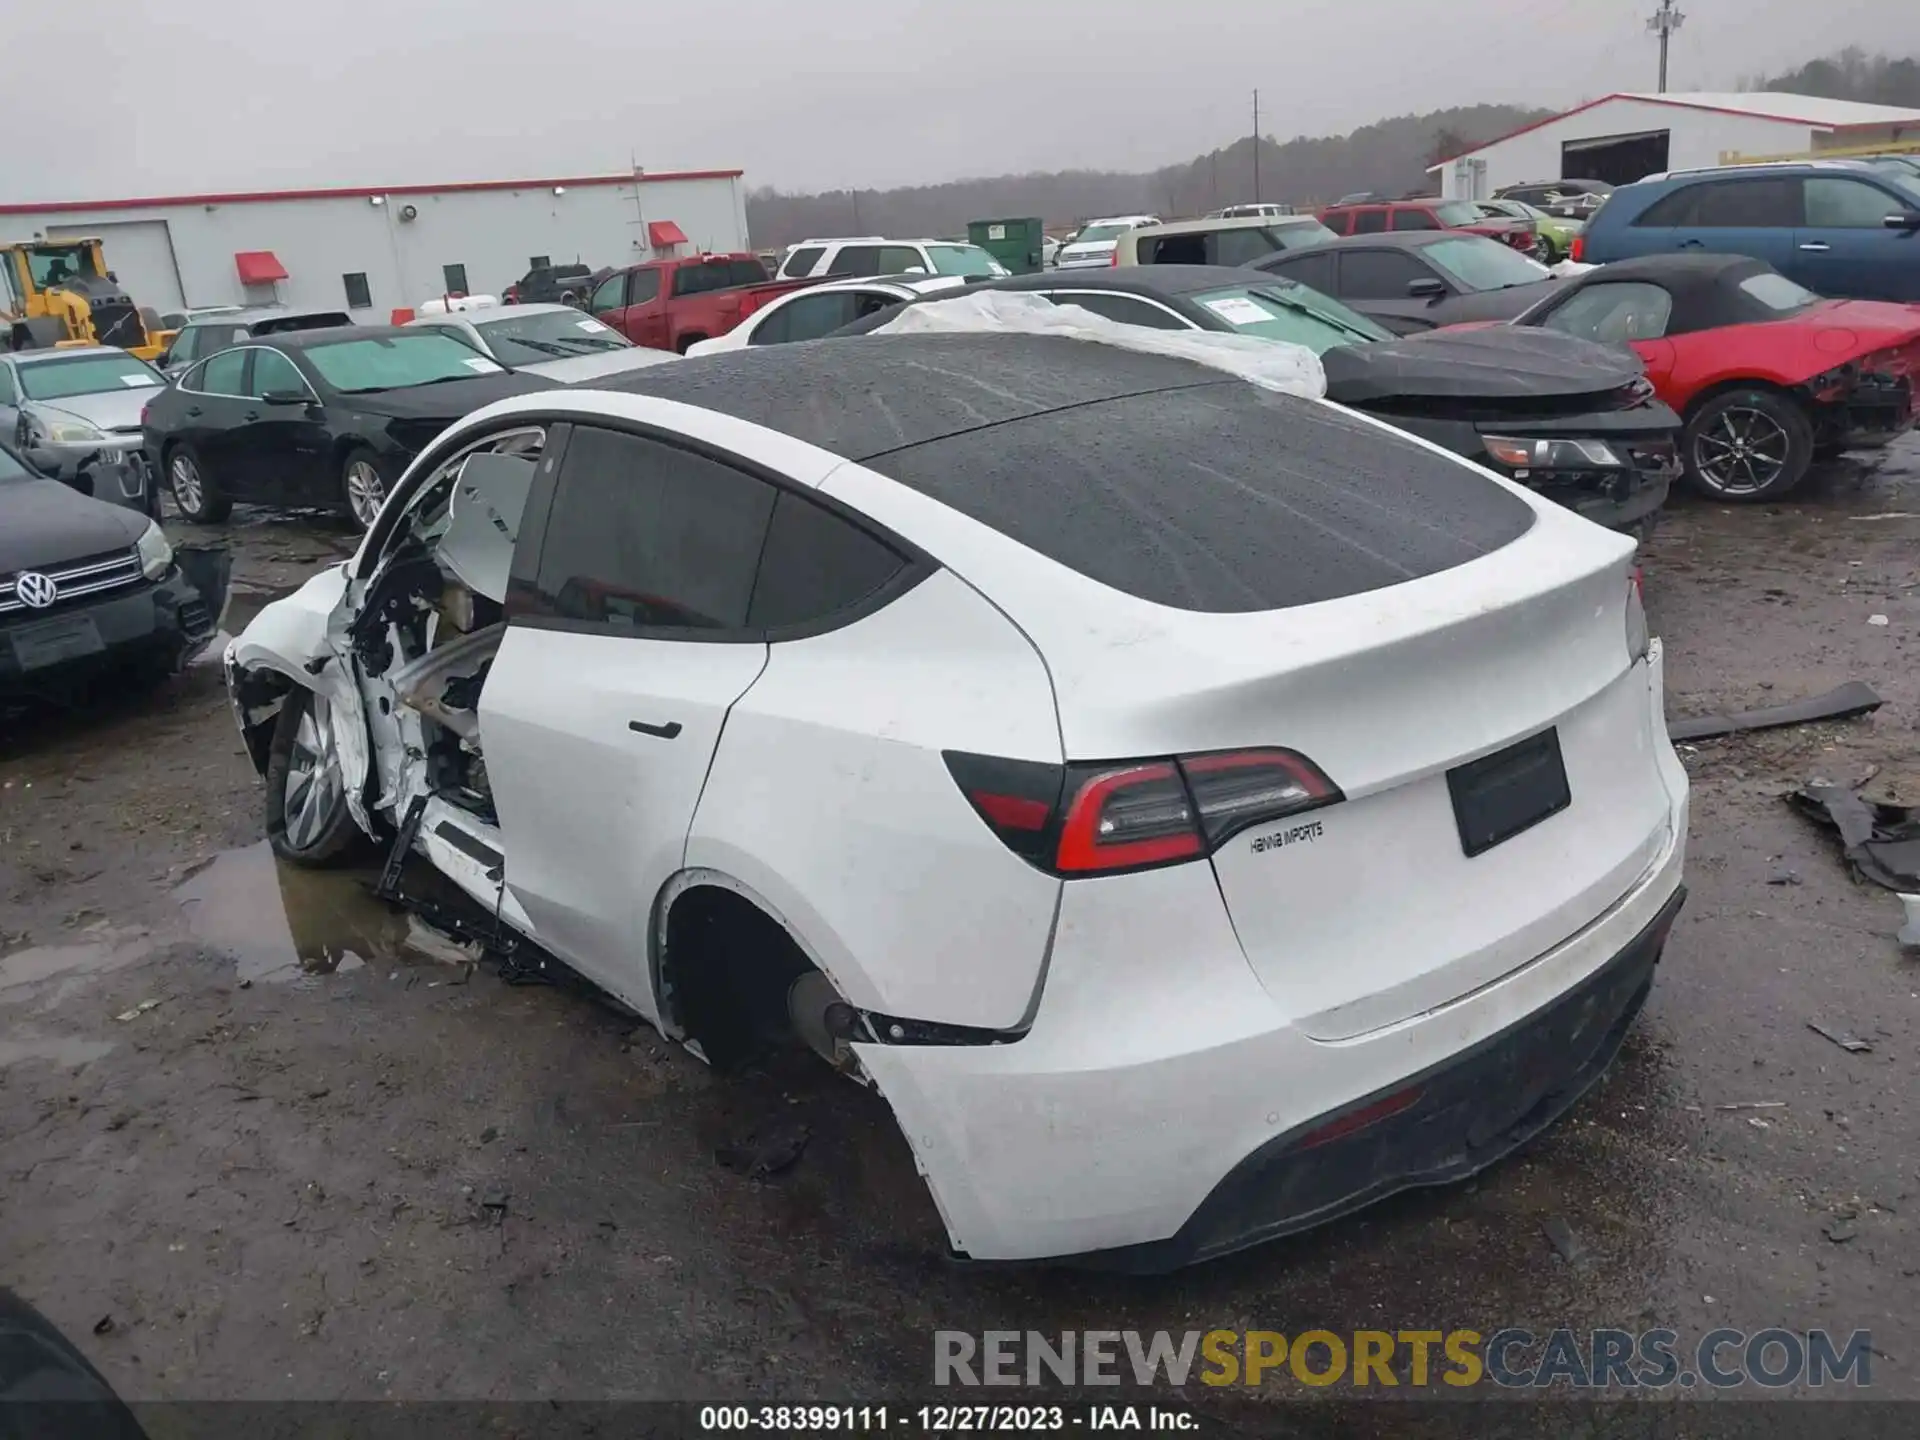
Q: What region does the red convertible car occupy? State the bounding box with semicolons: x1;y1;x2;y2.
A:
1512;253;1920;500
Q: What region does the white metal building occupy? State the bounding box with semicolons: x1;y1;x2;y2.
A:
0;168;749;321
1433;92;1920;200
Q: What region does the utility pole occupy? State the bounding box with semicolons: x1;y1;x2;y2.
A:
1646;0;1685;93
1252;89;1261;202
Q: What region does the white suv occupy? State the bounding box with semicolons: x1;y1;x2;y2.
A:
1054;214;1160;269
226;330;1686;1268
775;238;1006;281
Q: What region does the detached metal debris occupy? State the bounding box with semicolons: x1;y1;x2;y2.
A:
1787;782;1920;892
1668;681;1883;742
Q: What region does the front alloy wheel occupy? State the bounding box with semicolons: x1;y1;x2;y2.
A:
1683;389;1813;502
343;455;386;529
167;446;230;522
266;688;358;865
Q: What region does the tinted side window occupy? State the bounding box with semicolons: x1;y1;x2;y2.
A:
1046;292;1189;330
169;327;201;363
1337;250;1431;299
1689;179;1800;228
748;491;908;629
247;348;309;397
826;245;882;277
1632;187;1697;226
1212;229;1278;266
1804;177;1902;228
877;245;925;273
1268;250;1337;292
589;273;629;313
673;261;743;296
629;269;662;304
0;365;15;405
782;246;825;278
752;291;864;345
526;426;776;633
1350;209;1389;234
1391;208;1441;231
198;348;249;396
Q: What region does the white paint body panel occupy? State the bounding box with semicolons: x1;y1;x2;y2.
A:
688;570;1062;1031
479;627;769;1013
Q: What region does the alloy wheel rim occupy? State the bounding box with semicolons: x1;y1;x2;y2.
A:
170;454;203;513
345;461;385;527
1694;406;1790;497
284;696;342;850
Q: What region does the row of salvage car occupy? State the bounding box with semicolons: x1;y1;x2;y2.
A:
5;223;1913;1269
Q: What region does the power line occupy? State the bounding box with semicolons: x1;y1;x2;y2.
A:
1646;0;1686;93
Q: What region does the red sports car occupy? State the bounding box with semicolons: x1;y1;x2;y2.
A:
1510;253;1920;501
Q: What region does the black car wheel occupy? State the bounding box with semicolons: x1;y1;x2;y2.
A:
1682;388;1813;502
1531;235;1555;264
339;447;388;530
265;688;359;866
165;443;231;523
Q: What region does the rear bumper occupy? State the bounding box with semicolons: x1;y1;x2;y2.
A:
0;567;216;699
1825;373;1916;449
857;646;1688;1267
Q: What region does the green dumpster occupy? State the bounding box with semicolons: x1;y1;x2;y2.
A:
967;217;1045;274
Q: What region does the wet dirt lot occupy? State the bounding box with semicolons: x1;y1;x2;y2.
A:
3;460;1918;1412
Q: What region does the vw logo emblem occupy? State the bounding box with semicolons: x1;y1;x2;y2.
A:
14;571;58;609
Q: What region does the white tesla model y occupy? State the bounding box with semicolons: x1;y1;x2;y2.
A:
225;330;1687;1268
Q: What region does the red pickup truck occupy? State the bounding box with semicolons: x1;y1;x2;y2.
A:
584;253;816;353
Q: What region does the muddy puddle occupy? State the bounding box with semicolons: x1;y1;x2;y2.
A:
0;1032;115;1068
174;842;476;984
0;926;155;1008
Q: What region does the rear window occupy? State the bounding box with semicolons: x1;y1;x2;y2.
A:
1738;272;1819;313
253;312;352;335
867;383;1533;613
781;246;826;278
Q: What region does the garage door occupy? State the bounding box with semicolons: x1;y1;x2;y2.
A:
46;219;186;314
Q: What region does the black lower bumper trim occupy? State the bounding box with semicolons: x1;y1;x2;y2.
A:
0;568;218;701
1067;883;1686;1273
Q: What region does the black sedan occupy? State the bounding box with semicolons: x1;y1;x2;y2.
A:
1254;232;1569;335
827;265;1679;534
3;441;227;706
142;327;558;529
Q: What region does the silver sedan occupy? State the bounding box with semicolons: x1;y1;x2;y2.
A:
404;303;679;383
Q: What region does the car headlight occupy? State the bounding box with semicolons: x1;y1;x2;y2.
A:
1483;435;1624;471
136;519;174;580
39;416;108;445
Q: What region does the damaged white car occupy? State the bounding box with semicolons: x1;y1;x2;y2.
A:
224;323;1688;1269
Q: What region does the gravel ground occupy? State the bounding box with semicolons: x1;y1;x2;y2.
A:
4;450;1918;1413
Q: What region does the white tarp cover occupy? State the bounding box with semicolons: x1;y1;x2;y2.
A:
874;289;1326;399
1549;260;1597;278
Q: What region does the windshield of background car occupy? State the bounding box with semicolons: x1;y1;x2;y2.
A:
0;446;32;482
304;334;504;393
1737;272;1820;313
17;353;163;400
1190;284;1393;352
1432;201;1490;226
1071;224;1129;245
476;310;629;362
926;245;1008;277
1423;236;1553;291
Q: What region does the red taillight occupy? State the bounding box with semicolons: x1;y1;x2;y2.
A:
1570;234;1585;264
1109;248;1120;267
1056;762;1201;872
945;747;1341;877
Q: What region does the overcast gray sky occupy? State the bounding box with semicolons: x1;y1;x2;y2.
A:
7;0;1913;201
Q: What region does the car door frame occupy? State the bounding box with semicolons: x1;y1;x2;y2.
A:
467;406;848;1010
586;269;634;341
1795;172;1920;302
240;343;333;504
1031;288;1198;330
175;348;259;496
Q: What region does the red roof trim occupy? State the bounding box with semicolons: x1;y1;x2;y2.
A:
235;250;288;284
1426;93;1910;168
0;168;743;217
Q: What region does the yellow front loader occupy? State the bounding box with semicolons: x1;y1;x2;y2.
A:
1;237;165;361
